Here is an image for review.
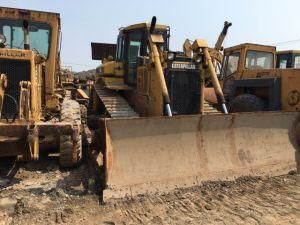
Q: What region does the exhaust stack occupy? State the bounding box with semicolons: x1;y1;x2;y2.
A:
23;20;30;50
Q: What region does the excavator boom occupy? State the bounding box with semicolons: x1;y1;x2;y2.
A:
215;21;232;51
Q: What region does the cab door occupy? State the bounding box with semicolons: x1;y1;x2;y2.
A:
220;51;241;97
124;30;145;86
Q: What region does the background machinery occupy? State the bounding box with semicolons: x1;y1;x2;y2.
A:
0;7;88;167
89;17;300;201
59;66;89;106
276;50;300;69
218;43;300;112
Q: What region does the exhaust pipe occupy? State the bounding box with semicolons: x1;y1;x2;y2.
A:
149;16;156;34
23;20;30;50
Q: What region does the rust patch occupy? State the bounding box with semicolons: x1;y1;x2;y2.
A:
196;116;207;171
105;124;113;184
227;115;241;166
204;87;217;104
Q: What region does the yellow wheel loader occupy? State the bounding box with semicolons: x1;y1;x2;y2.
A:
218;44;300;112
0;7;88;167
90;17;300;201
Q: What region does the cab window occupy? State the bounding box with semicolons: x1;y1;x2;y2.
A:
277;54;288;68
222;52;240;77
116;35;125;61
0;19;51;58
294;55;300;68
126;31;143;85
245;50;273;69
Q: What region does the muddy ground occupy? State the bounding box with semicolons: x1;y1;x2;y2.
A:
0;156;299;225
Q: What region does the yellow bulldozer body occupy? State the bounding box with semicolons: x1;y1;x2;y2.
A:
89;19;300;201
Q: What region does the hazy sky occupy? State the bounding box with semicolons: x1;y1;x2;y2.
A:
1;0;300;71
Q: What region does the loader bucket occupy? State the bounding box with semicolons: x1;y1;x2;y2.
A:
102;111;300;201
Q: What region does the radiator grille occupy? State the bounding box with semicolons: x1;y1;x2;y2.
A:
166;70;201;115
0;59;31;118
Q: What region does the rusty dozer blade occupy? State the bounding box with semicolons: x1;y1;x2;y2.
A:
101;111;300;201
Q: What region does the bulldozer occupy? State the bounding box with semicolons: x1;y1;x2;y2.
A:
89;18;231;120
0;7;87;167
276;50;300;69
89;17;300;201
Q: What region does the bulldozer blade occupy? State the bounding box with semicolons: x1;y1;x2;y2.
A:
102;111;300;201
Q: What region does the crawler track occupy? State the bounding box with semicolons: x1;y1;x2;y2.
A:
93;83;138;118
203;100;221;114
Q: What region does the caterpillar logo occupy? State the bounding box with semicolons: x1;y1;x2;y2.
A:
0;51;26;58
288;90;300;106
171;63;196;70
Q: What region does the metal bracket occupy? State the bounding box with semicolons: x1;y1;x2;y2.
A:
0;74;7;118
19;81;31;120
27;124;39;160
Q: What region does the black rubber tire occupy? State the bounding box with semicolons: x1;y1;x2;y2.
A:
229;94;265;113
59;99;82;167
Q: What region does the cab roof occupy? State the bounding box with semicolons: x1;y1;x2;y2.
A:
0;6;60;17
122;22;169;31
225;43;276;53
0;6;60;27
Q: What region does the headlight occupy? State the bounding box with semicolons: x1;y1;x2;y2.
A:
167;52;175;61
195;56;202;63
0;34;6;44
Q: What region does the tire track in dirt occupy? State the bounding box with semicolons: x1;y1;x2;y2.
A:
0;158;299;225
100;175;300;225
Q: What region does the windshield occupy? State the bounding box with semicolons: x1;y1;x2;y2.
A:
245;50;273;69
0;19;51;58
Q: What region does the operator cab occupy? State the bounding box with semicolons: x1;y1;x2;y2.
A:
220;43;276;99
220;43;275;81
116;23;170;85
276;50;300;69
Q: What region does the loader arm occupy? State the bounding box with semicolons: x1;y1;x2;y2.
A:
214;21;232;51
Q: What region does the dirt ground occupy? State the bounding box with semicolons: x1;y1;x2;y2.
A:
0;156;299;225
